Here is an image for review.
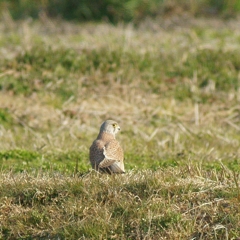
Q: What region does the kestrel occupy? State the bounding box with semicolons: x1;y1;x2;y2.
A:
89;120;125;174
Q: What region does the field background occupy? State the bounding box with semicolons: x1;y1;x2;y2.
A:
0;0;240;239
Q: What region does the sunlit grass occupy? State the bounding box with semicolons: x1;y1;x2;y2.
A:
0;17;240;239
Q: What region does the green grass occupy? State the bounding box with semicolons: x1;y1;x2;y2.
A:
1;0;240;22
0;17;240;239
0;149;88;173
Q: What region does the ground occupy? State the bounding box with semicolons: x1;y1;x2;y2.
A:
0;15;240;239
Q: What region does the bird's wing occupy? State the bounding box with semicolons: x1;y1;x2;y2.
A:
109;162;125;173
89;140;105;168
98;140;123;168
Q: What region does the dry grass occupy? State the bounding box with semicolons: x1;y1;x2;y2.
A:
0;16;240;239
0;168;239;239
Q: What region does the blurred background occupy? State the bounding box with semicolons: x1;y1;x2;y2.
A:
1;0;240;23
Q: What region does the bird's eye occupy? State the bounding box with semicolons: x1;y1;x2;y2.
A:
112;123;116;127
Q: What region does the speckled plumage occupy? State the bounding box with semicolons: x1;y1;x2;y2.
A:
89;120;125;174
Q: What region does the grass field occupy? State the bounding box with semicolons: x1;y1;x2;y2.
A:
0;15;240;239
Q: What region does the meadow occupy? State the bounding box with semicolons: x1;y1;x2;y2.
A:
0;14;240;239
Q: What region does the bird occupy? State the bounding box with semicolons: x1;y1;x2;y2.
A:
89;120;125;174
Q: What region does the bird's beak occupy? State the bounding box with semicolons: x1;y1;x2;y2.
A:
118;126;121;131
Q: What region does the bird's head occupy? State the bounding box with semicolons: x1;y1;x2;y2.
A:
100;120;121;136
